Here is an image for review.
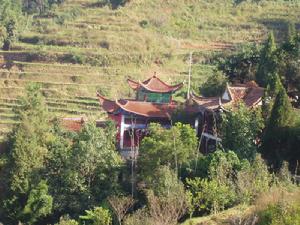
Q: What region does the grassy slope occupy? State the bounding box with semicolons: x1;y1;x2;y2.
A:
0;0;299;137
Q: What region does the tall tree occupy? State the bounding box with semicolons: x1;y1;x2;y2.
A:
0;0;23;50
43;121;122;218
256;32;277;87
0;84;52;223
261;84;295;168
139;123;198;179
221;103;264;160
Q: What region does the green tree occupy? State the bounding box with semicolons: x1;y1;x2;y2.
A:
139;123;197;178
22;180;53;224
0;84;52;223
80;207;112;225
0;0;23;50
147;166;185;199
56;215;79;225
276;25;300;94
200;71;227;97
217;43;260;83
22;0;65;14
43;122;75;214
236;154;272;203
221;103;264;160
186;177;236;215
261;85;295;167
144;167;188;225
66;122;122;212
256;32;278;87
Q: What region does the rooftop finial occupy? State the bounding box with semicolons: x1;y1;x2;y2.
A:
153;72;157;77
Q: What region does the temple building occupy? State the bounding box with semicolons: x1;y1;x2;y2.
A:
97;74;183;158
97;74;264;157
190;81;264;153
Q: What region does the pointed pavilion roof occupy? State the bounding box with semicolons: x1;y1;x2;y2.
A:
97;92;177;118
127;74;183;93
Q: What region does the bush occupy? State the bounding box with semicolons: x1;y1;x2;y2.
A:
236;155;272;204
200;71;227;97
258;202;300;225
97;0;130;9
56;215;78;225
139;20;149;28
186;178;236;215
99;40;110;49
80;207;112;225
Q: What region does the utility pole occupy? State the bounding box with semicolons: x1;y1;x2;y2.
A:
187;52;193;99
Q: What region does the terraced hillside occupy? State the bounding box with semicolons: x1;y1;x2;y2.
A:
0;0;300;138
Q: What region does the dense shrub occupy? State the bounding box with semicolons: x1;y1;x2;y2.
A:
200;71;227;97
258;202;300;225
186;178;236;215
97;0;130;9
221;103;264;161
217;43;260;83
80;207;112;225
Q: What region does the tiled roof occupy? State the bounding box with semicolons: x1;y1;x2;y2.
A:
61;117;85;131
116;99;177;118
243;86;264;107
97;93;177;118
227;86;248;102
127;75;183;93
226;81;264;107
194;81;264;110
190;93;222;110
97;93;119;113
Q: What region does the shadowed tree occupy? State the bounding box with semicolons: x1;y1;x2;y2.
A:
256;32;278;88
261;84;295;168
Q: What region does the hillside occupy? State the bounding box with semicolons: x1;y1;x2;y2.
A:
0;0;300;138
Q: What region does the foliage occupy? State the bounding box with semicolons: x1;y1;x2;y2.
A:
256;32;278;88
258;202;300;225
217;43;260;83
200;71;227;97
80;207;112;225
22;180;53;224
71;122;122;199
261;85;295;168
56;215;79;225
0;85;123;223
207;150;244;184
221;103;264;160
47;122;123;215
139;122;197;178
108;195;135;225
0;84;52;223
146;189;188;225
124;208;152;225
236;154;272;203
97;0;130;9
0;0;23;50
185;151;244;215
22;0;65;14
276;27;300;93
186;178;236;215
146;166;185;198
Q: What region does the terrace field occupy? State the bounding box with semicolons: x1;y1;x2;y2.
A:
0;0;300;138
